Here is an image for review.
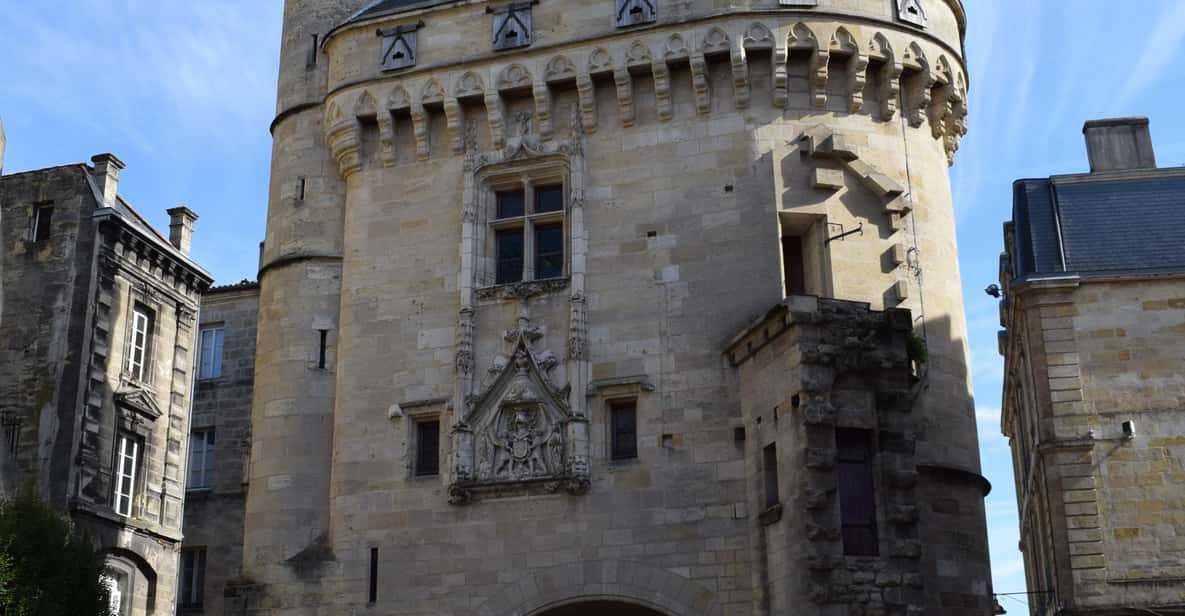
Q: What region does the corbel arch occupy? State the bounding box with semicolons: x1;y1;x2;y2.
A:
828;26;868;113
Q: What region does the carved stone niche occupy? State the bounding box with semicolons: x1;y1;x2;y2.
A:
450;331;589;505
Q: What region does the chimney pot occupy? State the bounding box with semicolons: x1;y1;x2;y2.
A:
90;153;127;207
1082;117;1157;173
167;206;199;255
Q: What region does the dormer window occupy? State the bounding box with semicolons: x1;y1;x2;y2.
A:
896;0;928;28
615;0;656;27
491;3;532;50
379;23;421;70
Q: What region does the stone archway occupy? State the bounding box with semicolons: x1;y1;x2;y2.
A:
472;559;721;616
535;600;668;615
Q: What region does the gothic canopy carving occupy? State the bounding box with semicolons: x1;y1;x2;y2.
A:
449;316;589;504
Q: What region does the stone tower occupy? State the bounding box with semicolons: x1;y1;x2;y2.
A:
245;0;990;613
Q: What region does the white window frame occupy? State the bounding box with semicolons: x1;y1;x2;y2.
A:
113;435;138;517
127;308;151;381
187;429;215;491
198;327;225;380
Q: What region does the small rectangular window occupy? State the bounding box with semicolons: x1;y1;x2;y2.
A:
415;420;440;476
127;306;153;381
534;184;564;213
179;547;206;608
763;443;780;509
187;429;216;490
495;228;525;284
317;329;329;369
198;327;225;380
113;435;139;517
610;401;638;461
495;189;525;219
31;205;54;242
782;235;806;296
837;429;878;556
534;223;564;279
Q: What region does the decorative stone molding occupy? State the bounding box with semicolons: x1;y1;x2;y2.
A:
326;19;969;169
325;103;362;178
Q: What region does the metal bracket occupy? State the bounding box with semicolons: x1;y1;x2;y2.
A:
826;222;863;245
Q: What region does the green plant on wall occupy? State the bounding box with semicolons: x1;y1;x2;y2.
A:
907;333;928;365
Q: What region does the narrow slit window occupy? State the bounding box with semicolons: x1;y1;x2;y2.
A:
317;329;328;369
31;205;54;242
415;419;440;476
782;235;806;296
307;33;319;68
610;401;638;461
368;547;379;604
837;429;878;556
763;443;779;509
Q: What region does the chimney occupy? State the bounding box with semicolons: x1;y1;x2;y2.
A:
1083;117;1157;173
90;153;126;206
167;206;199;255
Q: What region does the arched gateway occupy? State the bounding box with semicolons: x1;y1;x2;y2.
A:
535;601;668;616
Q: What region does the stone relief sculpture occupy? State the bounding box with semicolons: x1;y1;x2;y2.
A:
450;312;589;504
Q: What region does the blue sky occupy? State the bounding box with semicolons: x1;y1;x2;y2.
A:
4;1;1185;611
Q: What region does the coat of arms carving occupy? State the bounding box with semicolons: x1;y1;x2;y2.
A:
449;316;589;504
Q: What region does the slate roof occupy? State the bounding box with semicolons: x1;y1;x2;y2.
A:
1009;169;1185;280
351;0;443;21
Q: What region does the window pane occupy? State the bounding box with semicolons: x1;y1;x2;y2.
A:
496;229;524;284
763;443;779;508
610;402;637;460
33;206;54;242
495;190;525;219
534;185;563;213
534;223;564;279
416;421;440;476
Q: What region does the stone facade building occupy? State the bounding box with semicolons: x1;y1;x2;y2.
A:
224;0;994;614
180;281;259;614
0;151;212;615
999;118;1185;615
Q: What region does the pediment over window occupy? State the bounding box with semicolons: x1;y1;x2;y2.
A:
450;317;589;504
114;386;162;435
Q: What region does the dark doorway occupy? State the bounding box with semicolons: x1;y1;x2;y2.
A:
538;600;667;615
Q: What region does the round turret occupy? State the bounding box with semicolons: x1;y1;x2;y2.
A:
248;0;992;613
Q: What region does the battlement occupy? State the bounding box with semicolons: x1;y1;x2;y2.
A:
322;17;968;177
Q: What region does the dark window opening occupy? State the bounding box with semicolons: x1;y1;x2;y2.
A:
317;329;328;369
837;429;878;556
610;401;638;461
534;184;564;213
179;547;206;608
307;33;319;68
368;547;379;604
415;420;440;476
32;205;54;242
496;189;525;219
297;177;307;202
763;443;779;509
534;223;564;279
782;235;806;295
495;228;525;284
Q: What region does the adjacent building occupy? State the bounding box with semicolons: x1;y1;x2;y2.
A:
999;117;1185;614
0;150;213;615
179;280;259;614
230;0;993;614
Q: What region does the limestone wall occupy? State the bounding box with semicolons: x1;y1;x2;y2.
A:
248;0;989;613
